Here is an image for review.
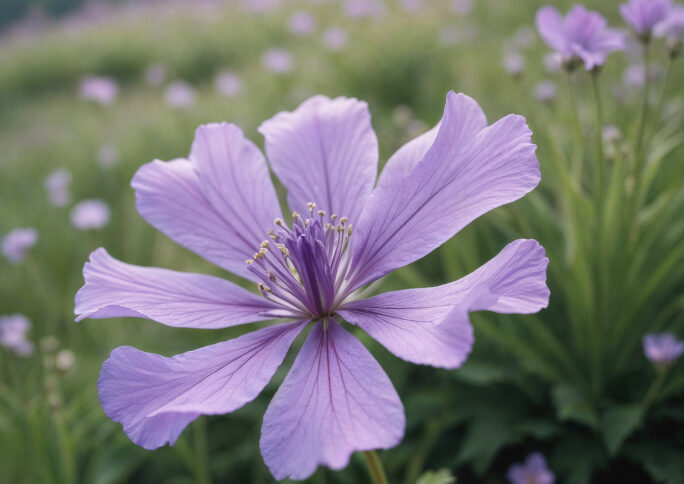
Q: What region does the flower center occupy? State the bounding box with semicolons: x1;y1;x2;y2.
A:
245;202;354;319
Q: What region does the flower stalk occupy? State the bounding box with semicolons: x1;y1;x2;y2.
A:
363;450;390;484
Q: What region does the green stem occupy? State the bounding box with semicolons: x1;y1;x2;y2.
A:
590;71;605;203
642;368;667;411
564;70;584;184
633;41;651;174
363;450;390;484
193;418;212;484
645;56;674;151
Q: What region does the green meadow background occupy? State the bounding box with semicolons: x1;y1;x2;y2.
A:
1;0;683;483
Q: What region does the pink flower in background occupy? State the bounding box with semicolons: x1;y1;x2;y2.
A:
75;92;549;480
70;199;110;230
0;314;34;356
261;48;294;73
44;168;72;207
144;63;167;86
165;81;196;109
620;0;671;37
536;5;625;70
534;80;557;102
643;333;684;367
288;10;315;36
508;452;555;484
344;0;386;20
503;50;525;76
80;76;118;105
214;70;242;98
97;145;120;168
2;228;38;264
322;26;348;50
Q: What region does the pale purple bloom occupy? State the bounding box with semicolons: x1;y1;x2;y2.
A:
655;5;684;54
451;0;473;15
643;333;684;366
70;199;110;230
503;50;526;76
80;76;118;105
401;0;424;12
44;168;72;207
322;26;348;50
97;145;120;168
261;48;294;73
602;125;622;142
144;63;167;86
536;5;625;70
75;92;549;480
2;228;38;264
288;10;315;36
344;0;386;19
214;70;242;98
508;452;555;484
534;80;557;102
0;314;34;356
620;0;671;37
513;26;537;49
165;81;196;109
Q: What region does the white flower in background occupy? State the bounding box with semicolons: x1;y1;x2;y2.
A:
214;70;242;98
0;314;34;356
44;168;72;207
70;199;110;230
165;81;196;109
2;228;38;264
56;349;76;371
79;76;118;105
503;50;525;76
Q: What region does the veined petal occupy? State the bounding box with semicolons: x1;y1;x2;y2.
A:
75;248;282;327
349;92;539;288
189;123;282;246
259;96;378;222
260;319;405;480
376;122;440;188
98;321;307;450
338;239;549;368
133;125;282;282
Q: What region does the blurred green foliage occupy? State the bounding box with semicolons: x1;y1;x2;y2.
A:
1;1;683;483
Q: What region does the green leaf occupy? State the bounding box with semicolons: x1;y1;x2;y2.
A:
457;418;521;475
601;404;643;455
626;442;684;484
415;468;456;484
552;385;599;428
453;362;508;385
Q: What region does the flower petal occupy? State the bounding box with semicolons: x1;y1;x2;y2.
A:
98;321;307;450
536;6;567;52
260;319;405;480
349;92;539;288
258;96;378;222
339;239;549;368
376;122;440;188
75;248;282;327
132;124;282;281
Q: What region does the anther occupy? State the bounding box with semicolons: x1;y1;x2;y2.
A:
317;210;326;217
245;259;254;265
274;218;283;226
292;211;301;219
339;217;348;225
331;214;338;222
307;202;316;213
347;224;353;235
261;240;270;249
269;272;277;283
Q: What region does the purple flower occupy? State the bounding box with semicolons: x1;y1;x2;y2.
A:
261;48;295;73
451;0;473;15
508;452;555;484
503;50;526;76
288;10;315;36
534;80;557;102
620;0;671;38
344;0;386;20
322;26;348;50
655;5;684;54
75;92;549;480
165;81;196;109
535;5;625;70
70;199;110;230
214;70;242;98
400;0;424;12
79;76;118;105
2;228;38;264
44;168;72;207
643;333;684;366
0;314;34;356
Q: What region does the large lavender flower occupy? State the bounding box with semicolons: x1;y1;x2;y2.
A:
75;92;549;480
535;5;625;70
620;0;671;38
